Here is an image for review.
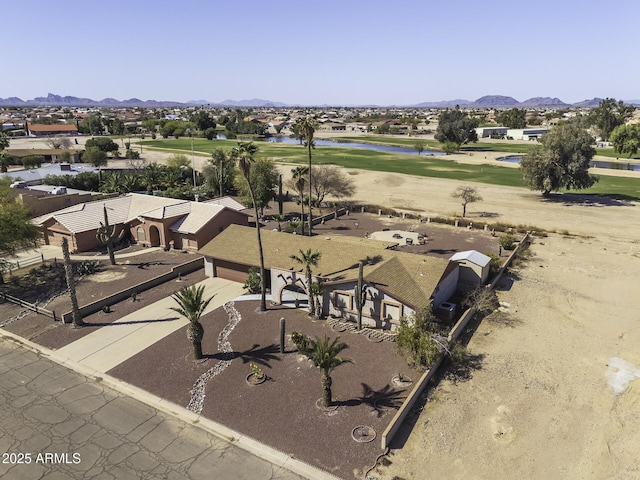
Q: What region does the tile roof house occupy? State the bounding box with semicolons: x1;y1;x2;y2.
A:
198;225;460;329
26;123;78;136
33;193;249;253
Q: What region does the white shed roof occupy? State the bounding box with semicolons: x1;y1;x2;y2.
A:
450;250;491;267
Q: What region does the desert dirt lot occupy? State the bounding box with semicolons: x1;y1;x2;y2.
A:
9;137;640;479
339;175;639;478
342;169;640;479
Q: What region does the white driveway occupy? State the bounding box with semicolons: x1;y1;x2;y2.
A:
56;277;245;373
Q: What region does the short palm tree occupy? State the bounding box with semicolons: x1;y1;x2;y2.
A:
272;213;286;232
290;248;322;317
307;335;353;407
232;141;267;311
170;285;214;360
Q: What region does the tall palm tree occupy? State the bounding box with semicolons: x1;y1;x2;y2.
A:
61;237;83;328
290;248;322;317
232;141;268;311
170;285;214;360
291;166;308;235
299;116;317;237
307;335;353;407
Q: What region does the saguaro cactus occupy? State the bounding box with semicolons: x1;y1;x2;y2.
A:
354;262;367;331
96;205;124;266
279;317;286;353
61;237;83;327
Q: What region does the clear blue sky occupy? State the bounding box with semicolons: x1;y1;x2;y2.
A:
4;0;638;105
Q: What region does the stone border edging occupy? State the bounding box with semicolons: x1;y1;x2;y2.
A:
0;328;342;480
187;301;241;414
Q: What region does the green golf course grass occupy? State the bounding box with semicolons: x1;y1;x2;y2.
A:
141;138;640;200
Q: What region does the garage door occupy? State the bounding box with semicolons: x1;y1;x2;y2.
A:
215;265;249;284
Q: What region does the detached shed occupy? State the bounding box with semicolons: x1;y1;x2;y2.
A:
450;250;491;287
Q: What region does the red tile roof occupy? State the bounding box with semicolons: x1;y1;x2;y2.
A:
28;123;78;132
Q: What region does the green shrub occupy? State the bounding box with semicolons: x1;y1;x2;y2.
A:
487;253;503;277
443;141;458;155
22;155;43;168
243;266;261;294
204;127;216;140
499;233;516;250
125;149;140;159
291;331;311;355
395;309;442;370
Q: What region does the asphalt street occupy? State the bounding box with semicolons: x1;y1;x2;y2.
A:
0;337;306;480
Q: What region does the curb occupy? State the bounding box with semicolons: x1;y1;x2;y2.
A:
0;329;342;480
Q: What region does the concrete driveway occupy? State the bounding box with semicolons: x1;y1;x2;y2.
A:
55;278;245;373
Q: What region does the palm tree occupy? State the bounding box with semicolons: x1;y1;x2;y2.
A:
310;281;324;319
291;166;308;234
142;163;162;194
100;172;123;193
288;220;302;234
170;285;214;360
290;248;322;317
121;172;140;193
300;116;318;237
272;213;286;232
61;237;83;328
232;141;268;311
307;335;353;407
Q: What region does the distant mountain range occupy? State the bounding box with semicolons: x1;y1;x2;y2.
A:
0;93;639;108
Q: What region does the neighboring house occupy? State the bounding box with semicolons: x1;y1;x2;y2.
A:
3;149;83;166
198;224;460;330
27;123;78;137
8;185;114;217
450;250;491;288
33;193;249;253
0;160;93;184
